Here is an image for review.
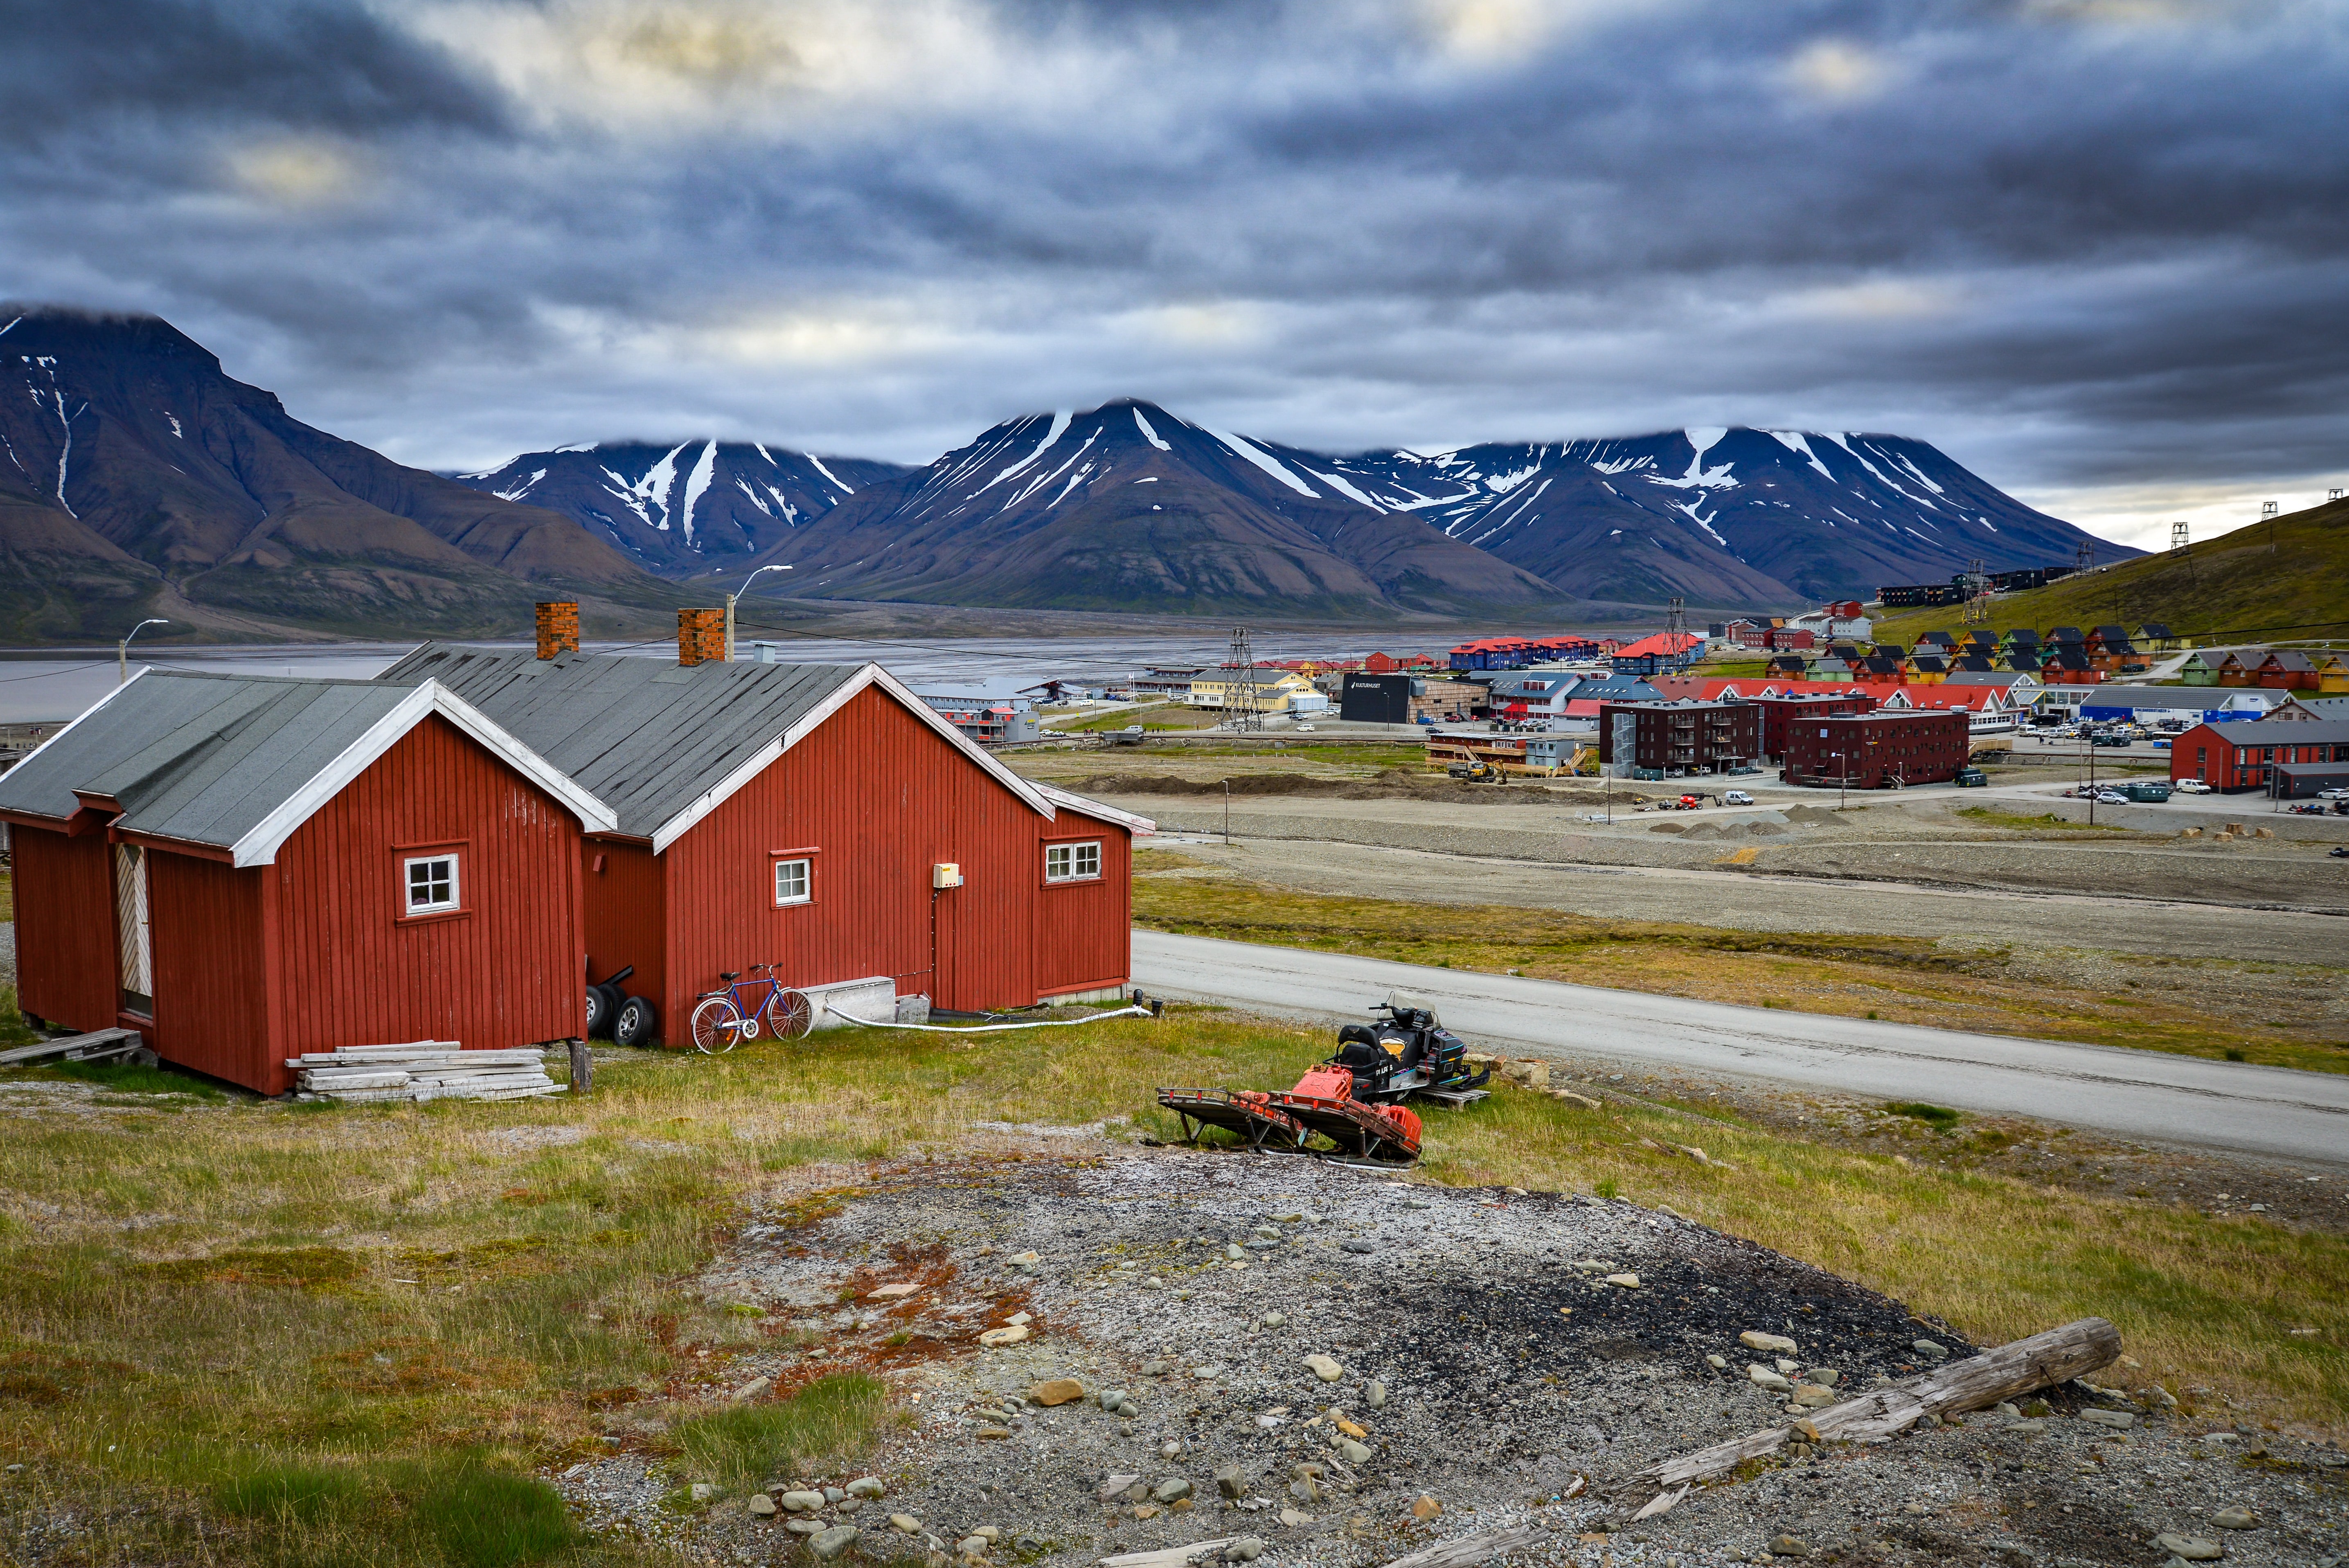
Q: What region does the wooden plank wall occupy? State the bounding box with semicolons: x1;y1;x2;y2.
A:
148;854;271;1088
7;825;118;1032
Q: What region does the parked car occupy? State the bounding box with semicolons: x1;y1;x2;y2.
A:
2320;788;2349;801
1720;789;1755;806
2094;789;2129;805
1953;768;1989;787
2092;735;2133;748
2173;779;2213;794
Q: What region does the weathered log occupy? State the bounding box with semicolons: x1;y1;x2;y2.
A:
1378;1524;1546;1568
1096;1537;1243;1568
1626;1316;2121;1509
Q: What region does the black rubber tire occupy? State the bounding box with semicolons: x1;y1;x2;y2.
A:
613;995;659;1048
585;986;612;1039
595;983;626;1037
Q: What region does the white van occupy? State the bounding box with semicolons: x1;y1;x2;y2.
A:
1721;789;1755;806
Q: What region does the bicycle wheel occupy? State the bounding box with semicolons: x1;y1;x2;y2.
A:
768;989;815;1041
690;996;747;1054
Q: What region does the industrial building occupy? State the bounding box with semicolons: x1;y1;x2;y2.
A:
1781;710;1971;789
2171;719;2349;793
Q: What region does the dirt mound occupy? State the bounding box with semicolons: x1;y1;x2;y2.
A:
1071;770;1615;808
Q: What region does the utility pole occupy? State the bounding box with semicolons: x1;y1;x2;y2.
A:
2263;499;2279;554
1227;627;1261;733
2169;521;2190;558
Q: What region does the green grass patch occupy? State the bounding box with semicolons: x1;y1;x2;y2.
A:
671;1373;887;1492
1887;1102;1963;1131
1956;807;2133;833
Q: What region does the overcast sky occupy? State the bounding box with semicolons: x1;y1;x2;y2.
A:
6;0;2345;551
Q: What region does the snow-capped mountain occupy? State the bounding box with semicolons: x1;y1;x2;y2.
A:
452;442;913;579
1294;428;2120;605
748;399;1568;617
0;308;667;642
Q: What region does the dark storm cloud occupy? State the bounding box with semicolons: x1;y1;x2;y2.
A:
2;0;2344;544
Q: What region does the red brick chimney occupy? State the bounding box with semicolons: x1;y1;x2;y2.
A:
678;608;727;667
535;601;579;660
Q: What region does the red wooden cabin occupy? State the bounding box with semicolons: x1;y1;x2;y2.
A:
380;645;1152;1039
0;673;614;1094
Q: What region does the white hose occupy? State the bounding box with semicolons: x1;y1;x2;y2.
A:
820;1001;1154;1034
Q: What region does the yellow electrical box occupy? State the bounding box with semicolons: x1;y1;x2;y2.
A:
932;863;963;889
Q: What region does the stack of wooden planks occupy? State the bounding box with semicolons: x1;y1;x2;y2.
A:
286;1043;561;1104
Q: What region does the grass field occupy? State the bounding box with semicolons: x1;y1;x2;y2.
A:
1868;493;2349;652
1129;853;2349;1075
0;992;2340;1568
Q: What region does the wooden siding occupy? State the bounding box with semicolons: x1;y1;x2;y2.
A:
8;824;117;1032
586;839;664;1011
651;685;1129;1028
263;714;585;1087
147;854;271;1088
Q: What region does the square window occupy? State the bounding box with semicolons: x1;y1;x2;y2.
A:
405;854;458;914
1045;840;1101;883
774;858;811;906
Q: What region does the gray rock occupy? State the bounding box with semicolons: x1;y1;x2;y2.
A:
2009;1418;2049;1435
1768;1534;1809;1557
1336;1438;1371;1465
1911;1339;1949;1361
1099;1388;1131;1410
1261;1312;1286;1328
891;1515;923;1533
1288;1478;1320;1504
848;1477;885;1499
1747;1365;1793;1393
690;1483;715;1502
824;1487;847;1504
2155;1534;2222;1561
2211;1508;2258;1530
1153;1478;1194;1503
1098;1474;1143;1501
838;1496;863;1514
1244;1237;1282;1250
1367;1380;1387;1408
1141;1360;1171;1376
1116;1402;1140;1418
1401;1199;1431;1209
786;1519;827;1536
1160;1440;1182;1459
1224;1244;1247;1260
1340;1241;1376;1254
750;1494;778;1517
1215;1462;1247;1498
781;1491;827;1512
957;1536;990;1557
2080;1408;2136;1428
1229;1537;1266;1562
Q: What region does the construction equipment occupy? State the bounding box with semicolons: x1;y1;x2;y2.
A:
1446;759;1505;783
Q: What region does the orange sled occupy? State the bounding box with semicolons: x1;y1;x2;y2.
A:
1270;1066;1423;1163
1156;1086;1306;1151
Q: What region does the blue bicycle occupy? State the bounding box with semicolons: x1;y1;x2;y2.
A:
689;964;812;1053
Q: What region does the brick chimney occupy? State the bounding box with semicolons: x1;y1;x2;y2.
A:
535;601;580;660
678;608;727;667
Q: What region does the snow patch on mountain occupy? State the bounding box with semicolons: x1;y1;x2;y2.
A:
1132;406;1172;451
1203;427;1320;498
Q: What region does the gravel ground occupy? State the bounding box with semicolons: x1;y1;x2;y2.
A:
557;1145;2349;1568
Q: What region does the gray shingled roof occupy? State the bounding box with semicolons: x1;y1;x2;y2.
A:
0;672;420;850
380;645;1002;840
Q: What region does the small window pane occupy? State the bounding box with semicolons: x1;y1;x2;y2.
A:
775;858;811;905
1045;844;1072;880
405;855;457;913
1047;841;1100;883
1075;842;1101;878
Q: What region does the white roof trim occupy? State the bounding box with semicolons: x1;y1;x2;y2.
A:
230;680;617;867
1036;782;1156;836
3;667;151;810
647;663;1056;856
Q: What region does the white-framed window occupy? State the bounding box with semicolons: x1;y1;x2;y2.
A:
774;857;812;906
404;854;459;914
1045;840;1102;883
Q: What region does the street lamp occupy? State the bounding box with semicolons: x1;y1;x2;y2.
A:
725;564;792;660
118;618;169;685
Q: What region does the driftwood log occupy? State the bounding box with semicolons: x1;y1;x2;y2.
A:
1097;1539;1244;1568
1625;1317;2122;1513
1378;1524;1546;1568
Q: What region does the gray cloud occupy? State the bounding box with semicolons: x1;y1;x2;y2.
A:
2;0;2344;546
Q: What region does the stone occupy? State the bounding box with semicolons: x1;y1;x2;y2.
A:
733;1375;774;1402
1230;1536;1266;1561
691;1483;715;1502
976;1427;1013;1440
869;1282;921;1298
2212;1509;2258;1530
750;1494;779;1518
1304;1354;1344;1382
1335;1417;1366;1439
1367;1381;1387;1408
1171;1499;1194;1514
2009;1418;2049;1435
1809;1368;1840;1387
786;1520;826;1536
1740;1331;1799;1354
1192;1364;1228;1380
1225;1244;1247;1260
1341;1241;1376;1254
1411;1495;1442;1521
2155;1534;2222;1561
972;1528;1002;1542
978;1326;1029;1347
1705;1355;1728;1369
1160;1440;1181;1459
1775;1358;1800;1376
1401;1198;1432;1210
1153;1478;1194;1503
1792;1385;1836;1408
1008;1252;1040;1269
1215;1463;1248;1499
957;1536;991;1556
1768;1534;1810;1557
838;1497;863;1515
1099;1474;1144;1501
1604;1273;1642;1288
1288;1479;1320;1504
809;1527;860;1560
1098;1388;1131;1410
1278;1509;1313;1527
1141;1359;1171;1376
892;1515;922;1534
1901;1503;1930;1516
825;1487;847;1504
781;1491;827;1513
1748;1366;1793;1393
1337;1439;1371;1465
1552;1091;1603;1111
1007;1312;1033;1326
848;1478;885;1499
2080;1408;2137;1429
1911;1339;1949;1361
1262;1312;1286;1328
1032;1377;1086;1405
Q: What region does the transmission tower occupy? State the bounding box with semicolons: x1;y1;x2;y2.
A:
2264;499;2279;554
1227;627;1261;732
2169;521;2190;557
1961;558;1991;625
2074;540;2096;573
1664;597;1687;656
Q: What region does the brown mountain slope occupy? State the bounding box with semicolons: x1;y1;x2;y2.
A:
0;308;677;640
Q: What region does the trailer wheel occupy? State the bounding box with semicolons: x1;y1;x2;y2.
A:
585;985;613;1039
613;995;659;1048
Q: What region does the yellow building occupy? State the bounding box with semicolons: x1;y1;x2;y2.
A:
1186;664;1319;714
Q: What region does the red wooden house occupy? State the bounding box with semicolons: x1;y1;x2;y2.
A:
0;673;614;1094
380;643;1152;1040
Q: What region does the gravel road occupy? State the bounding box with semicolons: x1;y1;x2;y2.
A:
1132;933;2349;1167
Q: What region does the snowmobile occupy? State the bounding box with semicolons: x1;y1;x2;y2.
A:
1327;990;1492;1108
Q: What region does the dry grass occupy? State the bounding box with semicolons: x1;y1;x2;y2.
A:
0;994;2342;1564
1131;867;2349;1076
